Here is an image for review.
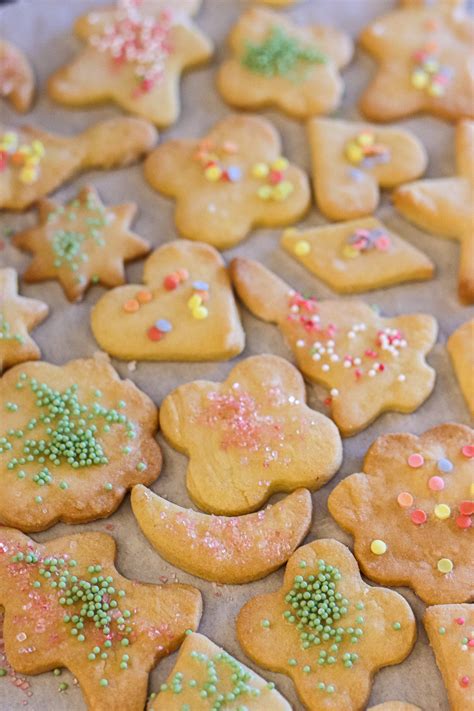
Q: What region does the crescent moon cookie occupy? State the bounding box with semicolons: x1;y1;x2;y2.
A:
47;0;213;128
359;0;474;122
0;354;162;532
91;241;245;361
328;424;474;605
230;258;437;436
0;117;157;211
307;118;427;221
143;114;311;249
281;218;434;293
424;603;474;710
0;268;49;371
131;485;313;584
0;40;35;112
13;186;151;303
394;120;474;304
447;319;474;417
236;538;417;711
216;8;353;120
0;528;202;711
158;354;342;514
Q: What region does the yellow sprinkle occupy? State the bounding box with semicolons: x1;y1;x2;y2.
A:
342;245;360;259
294;240;311;257
257;185;272;200
427;82;444;97
424;59;439;74
434;504;451;520
370;539;387;555
357;131;374;148
345;142;364;164
252;162;269;179
204;165;222;182
192;305;208;320
31;140;45;156
411;70;429;89
187;294;202;310
272;156;289;171
19;167;38;184
437;558;453;574
273;180;294;201
25;155;41;167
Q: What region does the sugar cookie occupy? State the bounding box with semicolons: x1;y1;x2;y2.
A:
0;40;34;112
447;319;474;417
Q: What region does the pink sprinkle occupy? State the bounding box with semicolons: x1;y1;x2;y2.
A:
428;476;445;491
456;515;472;529
468;640;474;647
455;617;465;625
462;445;474;458
460;676;470;688
408;453;424;468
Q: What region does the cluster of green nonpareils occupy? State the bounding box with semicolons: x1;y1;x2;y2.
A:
0;312;24;343
242;26;326;79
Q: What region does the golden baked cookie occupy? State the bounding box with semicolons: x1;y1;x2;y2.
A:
231;257;437;436
237;538;416;711
447;319;474;417
47;0;213;128
368;703;422;711
159;354;342;513
144;114;310;249
217;8;353;120
0;527;202;711
0;39;34;112
329;423;474;604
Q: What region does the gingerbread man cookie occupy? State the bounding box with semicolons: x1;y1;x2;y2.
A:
448;319;474;417
48;0;213;128
0;268;48;371
217;8;353;120
132;484;312;584
0;117;157;211
144;114;310;249
0;354;162;532
237;538;416;711
281;218;434;293
394;120;474;304
159;354;342;513
231;258;437;436
424;603;474;711
359;0;474;122
0;40;34;112
13;186;151;303
307;118;427;221
329;424;474;605
0;527;202;711
91;241;244;361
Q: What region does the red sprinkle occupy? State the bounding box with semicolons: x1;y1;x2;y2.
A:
456;515;472;529
460;676;470;688
269;170;283;185
147;326;163;341
411;509;427;525
459;501;474;516
164;274;180;290
462;445;474;458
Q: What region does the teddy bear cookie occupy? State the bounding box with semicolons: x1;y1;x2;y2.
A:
424;603;474;711
0;527;202;711
159;354;342;513
0;40;34;112
307;118;427;221
328;424;474;605
217;8;353;120
132;484;312;584
0;354;162;531
0;117;157;211
143;114;310;249
231;258;437;436
149;632;291;710
394;120;474;304
13;186;151;303
448;319;474;417
0;268;48;371
281;218;434;293
237;538;416;711
359;0;474;122
48;0;213;128
91;240;245;361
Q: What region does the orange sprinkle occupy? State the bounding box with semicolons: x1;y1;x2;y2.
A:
136;289;152;304
123;299;139;313
177;268;189;281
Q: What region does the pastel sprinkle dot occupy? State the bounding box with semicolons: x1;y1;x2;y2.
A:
164;274;180;290
261;619;270;628
437;458;453;473
437;558;453;574
456;515;472;529
460;501;474;516
147;326;163;341
155;319;172;333
411;509;427;525
177;268;189;281
226;165;242;182
192;280;209;291
99;679;108;687
123;299;139;313
462;445;474;458
397;491;414;508
438;627;446;635
408;453;424;468
428;476;445;491
188;294;202;310
460;676;470;688
294;240;311;257
434;504;451;520
370;539;387;555
392;622;401;630
455;617;465;625
192;306;208;320
136;290;152;304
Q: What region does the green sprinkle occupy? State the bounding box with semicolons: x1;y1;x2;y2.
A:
392;622;401;631
242;26;326;79
53;668;61;676
261;619;270;628
0;668;7;677
99;679;108;687
104;483;113;491
438;626;446;635
58;682;68;692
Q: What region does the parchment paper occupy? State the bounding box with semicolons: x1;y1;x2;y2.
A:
0;0;473;709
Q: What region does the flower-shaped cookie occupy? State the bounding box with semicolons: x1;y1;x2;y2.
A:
91;240;245;361
0;268;48;370
0;40;34;112
307;118;427;220
281;218;434;293
329;424;474;604
13;186;151;302
0;118;157;211
159;354;342;514
0;528;202;711
0;354;162;531
48;0;213;128
394;120;474;303
237;538;416;711
359;0;474;122
144;114;311;249
448;319;474;416
231;258;437;436
217;8;353;120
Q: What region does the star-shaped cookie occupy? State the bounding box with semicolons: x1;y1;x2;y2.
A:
48;0;213;128
0;117;157;211
237;538;416;711
13;186;151;303
281;218;434;293
217;8;353;120
0;527;202;711
307;118;427;221
359;0;474;122
328;424;474;604
0;39;35;112
144;114;310;249
448;319;474;417
231;257;437;436
394;120;474;304
0;268;48;371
